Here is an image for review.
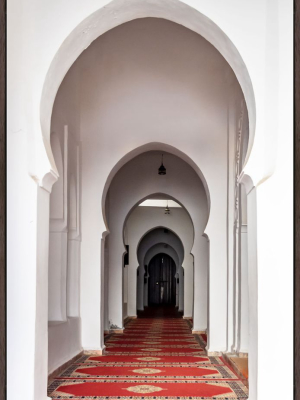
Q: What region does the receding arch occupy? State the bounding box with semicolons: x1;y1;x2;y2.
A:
104;148;208;327
122;192;195;253
145;244;180;271
137;226;185;266
40;0;256;183
148;252;176;266
103;144;210;235
135;227;187;313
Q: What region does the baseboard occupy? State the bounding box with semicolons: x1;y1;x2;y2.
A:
84;347;106;356
110;328;124;334
192;330;206;334
48;350;83;382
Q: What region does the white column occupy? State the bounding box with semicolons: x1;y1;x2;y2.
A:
206;211;228;353
232;210;241;353
144;268;149;307
244;184;258;400
175;273;179;307
137;265;145;311
126;263;137;317
183;255;193;318
193;235;208;332
67;239;80;317
35;186;52;400
238;224;248;354
100;236;106;349
226;94;237;352
179;266;184;312
80;140;108;350
104;242;109;332
48;129;68;322
48;232;68;321
108;235;124;329
126;237;139;318
67;143;81;318
123;264;128;318
245;176;292;400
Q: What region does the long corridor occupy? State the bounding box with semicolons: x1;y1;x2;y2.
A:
48;310;248;399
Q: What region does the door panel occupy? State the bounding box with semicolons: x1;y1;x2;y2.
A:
148;253;176;306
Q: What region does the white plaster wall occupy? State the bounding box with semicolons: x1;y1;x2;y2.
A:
47;71;83;370
7;136;40;400
48;318;82;374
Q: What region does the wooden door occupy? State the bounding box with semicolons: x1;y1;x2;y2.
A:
148;253;176;306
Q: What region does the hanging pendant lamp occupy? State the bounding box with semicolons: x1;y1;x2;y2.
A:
165;200;170;215
158;154;166;175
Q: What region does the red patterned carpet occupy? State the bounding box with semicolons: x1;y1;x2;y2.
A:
48;311;248;399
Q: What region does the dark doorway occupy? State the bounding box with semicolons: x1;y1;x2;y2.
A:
148;253;176;306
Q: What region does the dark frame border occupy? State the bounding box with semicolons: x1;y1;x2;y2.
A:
296;0;299;398
0;1;298;400
0;0;6;398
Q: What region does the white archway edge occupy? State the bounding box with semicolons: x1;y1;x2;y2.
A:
37;0;263;186
103;143;210;233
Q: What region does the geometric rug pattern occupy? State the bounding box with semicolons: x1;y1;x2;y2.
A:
48;317;248;399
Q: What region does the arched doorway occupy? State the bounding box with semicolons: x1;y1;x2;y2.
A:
39;8;255;400
148;253;176;307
